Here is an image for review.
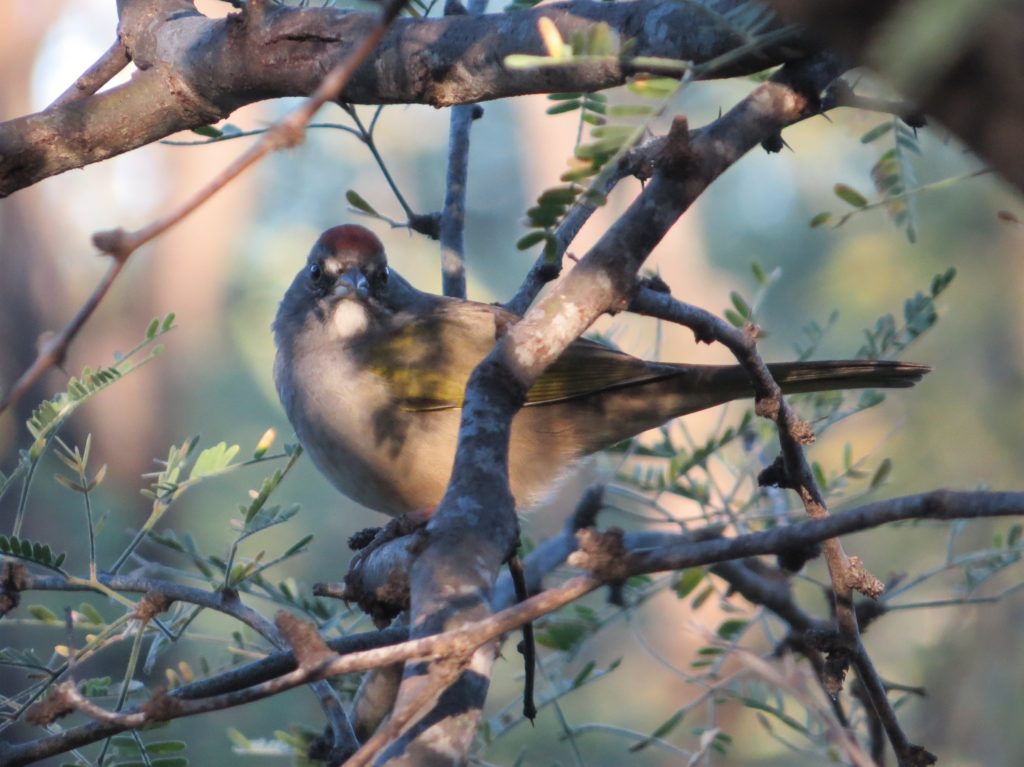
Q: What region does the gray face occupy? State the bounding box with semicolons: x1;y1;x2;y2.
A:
273;225;391;350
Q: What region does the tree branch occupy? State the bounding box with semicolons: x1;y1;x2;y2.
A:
0;0;805;197
0;0;407;418
387;52;840;765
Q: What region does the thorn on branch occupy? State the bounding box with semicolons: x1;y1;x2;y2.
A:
761;132;785;153
657;116;697;177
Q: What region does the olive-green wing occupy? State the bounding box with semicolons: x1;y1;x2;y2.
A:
524;338;677;405
363;298;675;411
362;300;509;410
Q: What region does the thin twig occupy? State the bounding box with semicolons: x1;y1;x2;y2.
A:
437;0;489;298
47;39;130;109
0;0;407;418
0;259;126;415
507;554;537;721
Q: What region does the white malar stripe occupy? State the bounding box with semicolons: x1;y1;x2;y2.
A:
332;299;370;338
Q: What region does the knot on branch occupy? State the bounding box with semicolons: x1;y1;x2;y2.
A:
754;395;781;422
757;454;792;489
846;556;884;600
775;541;822;572
0;561;27;615
142;688;185;720
349;526;383;550
134;591;173;622
787;415;815;446
26;682;76;726
656;116;698;178
268;116;307;151
276;611;335;668
822;648;850;696
92;228;132;261
905;745;938;767
569;527;630;582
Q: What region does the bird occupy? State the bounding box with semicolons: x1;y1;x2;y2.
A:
273;225;929;517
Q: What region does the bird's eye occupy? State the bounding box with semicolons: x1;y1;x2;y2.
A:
308;263;323;282
380;267;389;283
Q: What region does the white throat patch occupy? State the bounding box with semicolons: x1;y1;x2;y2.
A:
331;299;370;338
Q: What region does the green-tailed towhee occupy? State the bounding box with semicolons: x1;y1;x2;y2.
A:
273;225;928;517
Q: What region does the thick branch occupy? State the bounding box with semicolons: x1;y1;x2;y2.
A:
0;0;803;196
388;53;840;765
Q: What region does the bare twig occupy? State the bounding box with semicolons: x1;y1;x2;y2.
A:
0;259;126;415
6;490;1022;764
0;0;407;418
507;554;537;721
437;0;489;297
47;39;130;109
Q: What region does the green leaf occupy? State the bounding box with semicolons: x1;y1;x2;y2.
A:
833;183;868;208
545;100;582;115
79;602;105;626
729;291;750;320
145;741;187;755
28;605;62;625
189;442;240;481
570;661;595;688
503;54;556;69
1008;524;1022;548
931;267;956;296
870;458;892;489
345;190;378;216
282;534;314;557
627;77;678;98
674;568;704;598
860;122;894;144
191;124;222;138
628;709;684;752
535;616;596;651
516;230;550;250
857;389;885;409
716;618;747;641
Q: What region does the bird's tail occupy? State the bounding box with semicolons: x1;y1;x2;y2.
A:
763;359;930;394
547;358;931;457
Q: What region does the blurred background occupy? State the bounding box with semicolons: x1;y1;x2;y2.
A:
1;1;1023;765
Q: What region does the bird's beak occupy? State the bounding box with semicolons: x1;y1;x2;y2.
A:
332;267;369;300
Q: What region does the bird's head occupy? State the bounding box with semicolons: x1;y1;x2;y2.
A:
275;225;393;347
305;224;391;304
